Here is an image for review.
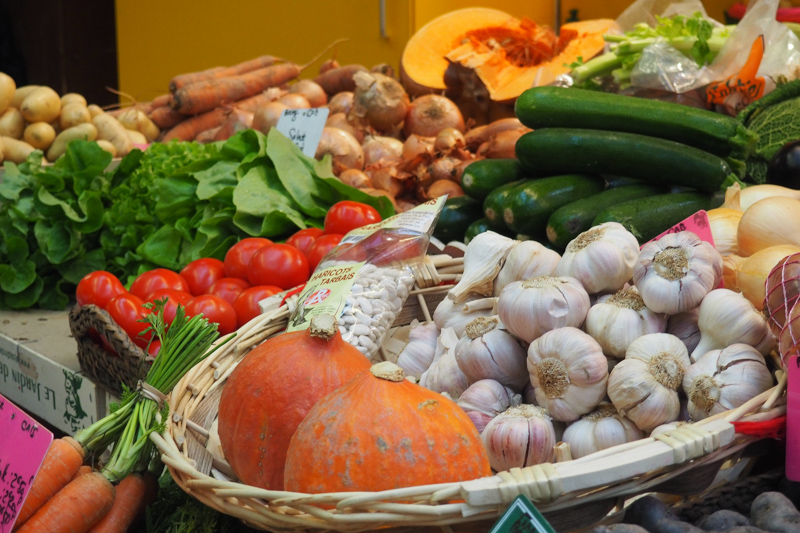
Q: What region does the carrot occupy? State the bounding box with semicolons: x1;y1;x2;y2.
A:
313;64;367;95
149;106;184;130
71;465;94;481
13;437;85;530
86;473;146;533
17;472;115;533
171;62;301;115
231;88;283;113
162;108;227;142
150;93;172;109
169;54;280;92
195;126;222;143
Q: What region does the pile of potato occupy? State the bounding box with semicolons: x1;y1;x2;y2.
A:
0;72;159;165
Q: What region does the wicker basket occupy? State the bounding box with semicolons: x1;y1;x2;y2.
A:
151;253;787;533
69;303;152;394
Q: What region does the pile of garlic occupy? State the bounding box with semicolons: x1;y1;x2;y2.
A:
396;224;778;470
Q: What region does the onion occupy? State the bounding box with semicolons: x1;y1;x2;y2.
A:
372;167;404;197
278;93;311;109
288;80;328;107
214;109;254;141
429;156;462;182
402;134;435;161
404;94;464;137
328;92;354;116
339;169;372;189
326;112;364;143
465;118;525;150
363;136;403;167
349;71;409;132
371;63;395;78
428;179;464;199
434;128;466;152
723;245;800;310
479;128;530;159
315;127;364;173
738;196;800;256
253;102;288;134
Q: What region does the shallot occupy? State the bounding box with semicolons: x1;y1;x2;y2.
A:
278;93;311;109
328;91;354;115
362;136;403;167
252;102;288;134
326;112;364;143
428;180;463;199
465;118;525;150
479;128;529;159
315;127;364;173
338;169;372;189
287;79;328;107
404;94;465;137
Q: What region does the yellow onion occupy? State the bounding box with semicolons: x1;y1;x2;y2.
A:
723;245;800;310
737;196;800;256
723;183;800;212
707;208;742;256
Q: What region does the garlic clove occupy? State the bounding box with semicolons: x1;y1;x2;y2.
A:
666;309;701;354
419;327;470;398
562;402;643;459
458;379;522;433
455;316;529;390
433;295;494;338
448;231;517;304
396;320;440;379
481;404;556;471
493;240;561;296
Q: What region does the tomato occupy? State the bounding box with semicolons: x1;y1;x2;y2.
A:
286;227;324;257
180;258;226;296
248;244;309;289
323;201;381;236
224;238;273;280
146;339;162;358
76;271;127;309
207;277;251;304
306;234;343;272
232;285;283;328
106;293;152;348
129;269;189;300
147;288;193;325
185;294;238;335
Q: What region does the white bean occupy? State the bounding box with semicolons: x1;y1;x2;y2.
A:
351;324;371;336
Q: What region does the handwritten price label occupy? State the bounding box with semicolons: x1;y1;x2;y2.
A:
788;356;800;481
276;108;330;157
0;393;53;532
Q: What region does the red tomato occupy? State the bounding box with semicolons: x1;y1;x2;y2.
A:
224;238;273;280
147;288;193;325
185;295;237;335
306;234;343;272
180;258;226;296
323;201;381;236
248;244;309;290
129;269;189;300
146;339;162;358
232;285;282;328
286;227;324;257
208;277;251;304
106;293;152;348
76;271;127;309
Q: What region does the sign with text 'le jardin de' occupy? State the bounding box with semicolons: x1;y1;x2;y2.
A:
490;495;556;533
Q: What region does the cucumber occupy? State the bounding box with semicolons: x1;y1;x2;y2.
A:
503;174;604;237
515;86;756;158
516;129;740;193
483;179;529;230
434;196;484;244
546;184;665;249
461;159;528;201
592;192;716;243
464;218;494;244
603;175;643;188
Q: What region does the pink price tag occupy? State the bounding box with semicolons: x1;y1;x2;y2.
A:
788;356;800;481
644;210;715;247
0;393;53;531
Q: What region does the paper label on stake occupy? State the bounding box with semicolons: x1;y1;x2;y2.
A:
275;108;329;157
787;356;800;481
0;393;53;531
489;495;556;533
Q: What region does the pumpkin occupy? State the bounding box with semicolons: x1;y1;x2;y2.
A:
283;361;492;494
217;314;371;490
401;8;618;103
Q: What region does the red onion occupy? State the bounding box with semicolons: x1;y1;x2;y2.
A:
349;71;409;132
253;102;288;134
362;136;403;167
404;94;464;138
315;127;364;173
288;80;328;107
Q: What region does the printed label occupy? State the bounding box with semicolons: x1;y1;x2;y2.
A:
341;196;447;244
490;494;556;533
275;108;330;157
645;210;715;247
286;262;366;332
787;356;799;481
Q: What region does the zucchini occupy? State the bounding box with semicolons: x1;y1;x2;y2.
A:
546;184;665;248
603;175;643;188
465;218;496;244
483;179;529;230
503;174;604;237
515;86;756;159
461;159;528;201
592;192;716;243
434;196;484;244
516;129;740;193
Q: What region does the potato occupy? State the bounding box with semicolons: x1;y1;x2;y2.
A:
60;92;87;108
0;72;15;115
23;122;56;150
1;136;35;163
93;113;132;157
87;104;105;118
118;107;160;141
11;85;39;108
751;492;800;533
20;86;61;123
125;128;147;145
95;139;116;157
46;123;97;161
0;107;24;139
59;103;91;130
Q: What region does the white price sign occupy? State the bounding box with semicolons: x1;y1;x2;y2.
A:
275;108;330;157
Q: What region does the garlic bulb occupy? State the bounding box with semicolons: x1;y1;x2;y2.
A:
522;382;538;405
737;196;800;257
498;276;590;344
457;379;522;433
527;327;608;422
396;320;439;379
722;245;800;310
683;344;773;420
692;288;775;361
433;295;494;338
455;316;528;390
481;405;556;471
555;222;640;294
419;327;469;398
634;231;722;314
707;208;742;256
562;402;643;459
607;333;690;432
448;231;517;303
666;309;701;354
585;286;667;358
493;241;561;295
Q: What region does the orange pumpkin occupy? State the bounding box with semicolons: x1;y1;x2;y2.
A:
284;362;492;494
401;8;618;103
217;315;371;490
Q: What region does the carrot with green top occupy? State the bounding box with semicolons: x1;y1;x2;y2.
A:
170;55;280;92
86;473;147;533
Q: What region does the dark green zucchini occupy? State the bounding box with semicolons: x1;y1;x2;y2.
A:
483;179;529;230
433;196;484;244
461;159;528;201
